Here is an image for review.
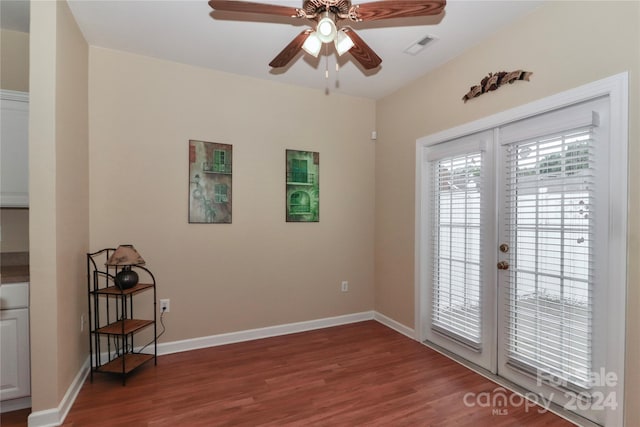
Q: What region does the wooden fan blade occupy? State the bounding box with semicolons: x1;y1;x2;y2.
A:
269;30;312;68
208;0;299;17
352;0;446;21
343;28;382;70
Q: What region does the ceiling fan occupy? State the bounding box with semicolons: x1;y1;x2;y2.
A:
208;0;446;70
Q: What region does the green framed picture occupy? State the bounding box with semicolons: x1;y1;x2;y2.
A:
286;149;319;222
189;140;232;223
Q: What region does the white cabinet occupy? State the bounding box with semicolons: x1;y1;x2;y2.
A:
1;90;29;207
0;308;30;400
0;282;30;403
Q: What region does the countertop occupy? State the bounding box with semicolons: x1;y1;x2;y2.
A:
0;252;29;284
1;264;30;284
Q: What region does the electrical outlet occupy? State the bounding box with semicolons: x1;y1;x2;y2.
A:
160;299;170;313
341;281;349;292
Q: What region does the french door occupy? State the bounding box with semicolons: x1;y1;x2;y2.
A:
418;81;626;427
422;129;497;372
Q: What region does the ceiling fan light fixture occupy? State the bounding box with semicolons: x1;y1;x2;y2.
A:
210;0;448;71
302;32;322;57
335;29;354;56
316;12;337;43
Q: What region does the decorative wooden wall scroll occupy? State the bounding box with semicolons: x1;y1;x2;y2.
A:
462;70;533;103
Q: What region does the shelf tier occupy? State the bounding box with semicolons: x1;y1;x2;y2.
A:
92;282;154;296
94;319;154;335
95;353;155;375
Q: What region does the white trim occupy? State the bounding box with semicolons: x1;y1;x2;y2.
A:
0;396;31;413
416;73;627;148
0;89;29;103
29;304;620;426
27;359;89;427
16;313;410;425
28;313;376;426
373;311;416;340
415;143;425;343
603;72;628;427
158;311;375;356
1;193;30;207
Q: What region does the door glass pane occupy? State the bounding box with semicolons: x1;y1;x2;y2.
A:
504;128;594;390
430;152;483;348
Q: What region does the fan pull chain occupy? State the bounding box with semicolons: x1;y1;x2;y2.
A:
335;61;340;89
325;44;330;95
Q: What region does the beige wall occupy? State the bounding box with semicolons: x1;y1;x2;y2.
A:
375;0;639;424
1;29;29;92
88;48;376;341
26;0;638;422
54;0;90;406
29;0;89;412
1;29;30;253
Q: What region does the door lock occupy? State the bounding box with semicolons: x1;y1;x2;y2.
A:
499;243;509;253
497;261;510;270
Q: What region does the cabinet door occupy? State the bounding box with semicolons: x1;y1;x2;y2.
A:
0;308;30;400
0;91;29;207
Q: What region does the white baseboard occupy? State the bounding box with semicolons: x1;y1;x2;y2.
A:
28;310;417;426
1;396;31;413
373;311;416;339
27;359;89;427
158;311;375;355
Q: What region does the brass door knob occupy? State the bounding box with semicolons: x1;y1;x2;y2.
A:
497;261;510;270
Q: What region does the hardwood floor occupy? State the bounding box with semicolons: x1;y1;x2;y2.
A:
0;407;30;427
4;321;575;426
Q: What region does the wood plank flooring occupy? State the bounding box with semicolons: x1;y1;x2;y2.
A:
3;321;576;426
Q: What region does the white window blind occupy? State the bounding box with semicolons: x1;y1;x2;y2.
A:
503;125;596;391
429;151;483;350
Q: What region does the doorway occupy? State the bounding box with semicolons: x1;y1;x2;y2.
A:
415;74;627;426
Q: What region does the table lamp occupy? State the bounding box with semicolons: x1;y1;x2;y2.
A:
105;244;146;289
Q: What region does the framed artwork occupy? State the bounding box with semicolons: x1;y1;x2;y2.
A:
189;140;232;223
286;149;319;222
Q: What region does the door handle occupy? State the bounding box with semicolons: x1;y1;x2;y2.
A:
497;261;509;270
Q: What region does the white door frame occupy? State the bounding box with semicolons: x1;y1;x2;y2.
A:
414;72;628;426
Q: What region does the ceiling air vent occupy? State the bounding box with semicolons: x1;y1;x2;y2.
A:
403;35;437;56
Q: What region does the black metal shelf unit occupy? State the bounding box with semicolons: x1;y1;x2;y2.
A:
87;248;157;385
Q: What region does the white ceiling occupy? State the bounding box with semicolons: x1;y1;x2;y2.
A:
2;0;544;99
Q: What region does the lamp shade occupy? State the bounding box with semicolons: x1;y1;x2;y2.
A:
335;29;354;56
106;245;145;290
105;245;145;266
302;32;322;57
